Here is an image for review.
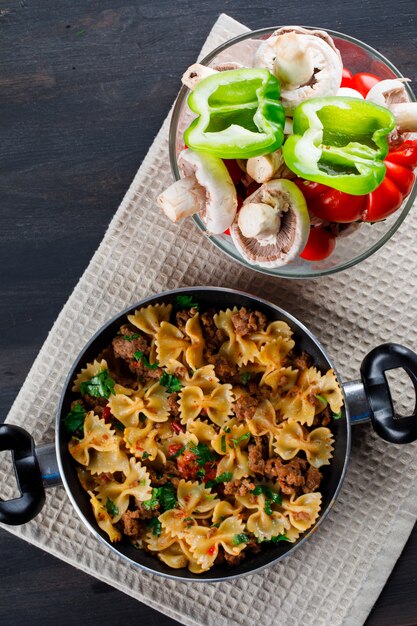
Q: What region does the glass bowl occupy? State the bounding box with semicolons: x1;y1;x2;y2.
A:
169;26;417;279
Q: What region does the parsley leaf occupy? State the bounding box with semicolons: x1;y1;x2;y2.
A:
240;372;251;385
196;469;206;479
63;403;86;433
113;419;125;431
168;446;185;460
105;498;118;517
220;435;226;453
332;410;343;420
123;333;141;342
215;472;233;483
189;443;217;467
223;426;231;433
316;394;328;406
232;533;249;545
134;350;159;370
264;500;273;515
160;371;182;393
251;485;282;505
143;488;160;510
147;517;162;536
139;413;146;423
80;369;115;399
175;295;199;311
142;451;151;460
230;432;250;448
158;483;177;511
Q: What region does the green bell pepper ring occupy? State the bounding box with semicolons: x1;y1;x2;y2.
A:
184;68;286;159
282;97;396;195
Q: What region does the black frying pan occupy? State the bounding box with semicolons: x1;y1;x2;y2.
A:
1;287;417;581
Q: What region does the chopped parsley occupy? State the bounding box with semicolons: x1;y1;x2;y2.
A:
230;432;250;448
205;472;233;489
142;451;151;460
168;446;185;460
264;499;273;516
189;442;217;466
134;350;159;370
196;469;206;479
223;426;231;433
332;410;343;420
160;371;182;393
316;394;328;406
251;485;282;515
220;435;226;453
63;403;86;433
175;295;199;311
240;372;251;385
113;419;125;431
123;333;141;342
143;483;177;512
259;535;291;543
232;533;249;545
80;369;115;399
139;413;146;423
105;498;118;517
147;517;162;536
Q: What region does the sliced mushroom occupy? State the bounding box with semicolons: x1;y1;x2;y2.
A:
337;87;364;99
366;78;417;135
254;26;343;114
230;179;310;268
157;149;237;234
181;62;243;90
246;149;294;183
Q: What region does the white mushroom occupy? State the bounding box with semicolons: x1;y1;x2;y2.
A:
337;87;364;99
366;78;417;134
157;149;237;234
181;62;243;90
231;179;310;268
246;149;294;183
254;26;343;114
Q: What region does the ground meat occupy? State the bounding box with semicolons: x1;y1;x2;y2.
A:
120;510;143;538
292;351;312;371
133;500;159;520
312;405;332;427
83;393;108;409
112;329;149;363
248;437;265;474
200;309;226;354
176;307;198;333
128;358;163;380
264;457;307;495
167;392;180;418
208;355;240;383
224;551;246;566
147;462;179;487
248;382;271;399
235;395;259;422
223;477;255;497
303;466;323;493
246;538;262;554
231;308;267;336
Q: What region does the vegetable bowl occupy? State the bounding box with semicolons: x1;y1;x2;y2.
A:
165;27;417;278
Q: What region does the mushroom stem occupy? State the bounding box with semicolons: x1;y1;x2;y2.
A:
273;33;315;87
246;151;285;183
157;176;206;222
390;102;417;133
181;64;218;90
238;202;280;241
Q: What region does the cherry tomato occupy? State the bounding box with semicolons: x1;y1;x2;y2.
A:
171;421;184;435
223;228;231;236
308;188;366;223
350;72;381;97
340;67;354;88
168;443;183;457
203;461;218;482
384;160;415;196
300;228;336;261
386;140;417;170
293;177;329;200
177;450;199;480
362;177;404;222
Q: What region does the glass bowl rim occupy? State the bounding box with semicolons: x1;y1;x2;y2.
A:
169;25;417;279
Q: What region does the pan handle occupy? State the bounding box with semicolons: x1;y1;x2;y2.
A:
360;343;417;444
0;424;46;525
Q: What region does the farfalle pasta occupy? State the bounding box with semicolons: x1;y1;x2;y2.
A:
65;297;343;573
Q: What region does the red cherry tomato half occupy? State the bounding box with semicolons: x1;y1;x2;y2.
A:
223;228;231;236
386;140;417;170
363;177;404;222
300;228;336;261
350;72;381;97
340;67;354;88
293;177;329;200
384;160;415;196
308;188;366;223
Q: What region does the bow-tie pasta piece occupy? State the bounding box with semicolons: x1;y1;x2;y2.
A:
249;320;294;345
68;412;120;466
187;517;247;571
281;492;322;533
236;492;290;541
247;398;282;438
108;382;169;428
187;419;218;444
182;364;220;393
212;420;252;480
214;308;259;366
179;384;234;427
72;359;109;392
88;491;122;543
124;420;169;462
128;303;172;337
160;480;219;537
273;422;334;468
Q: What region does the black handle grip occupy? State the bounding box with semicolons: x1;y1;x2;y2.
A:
0;424;45;524
360;343;417;444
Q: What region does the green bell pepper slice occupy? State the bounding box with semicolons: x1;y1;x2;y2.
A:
184;68;285;159
282;97;396;195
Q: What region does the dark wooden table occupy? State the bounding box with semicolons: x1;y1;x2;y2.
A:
1;1;416;624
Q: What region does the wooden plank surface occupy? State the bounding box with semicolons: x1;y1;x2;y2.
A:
0;1;416;624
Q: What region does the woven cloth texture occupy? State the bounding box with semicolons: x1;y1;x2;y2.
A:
1;14;417;626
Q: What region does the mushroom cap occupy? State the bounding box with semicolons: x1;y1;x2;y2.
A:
231;179;310;268
366;78;410;107
178;149;237;235
254;26;343;115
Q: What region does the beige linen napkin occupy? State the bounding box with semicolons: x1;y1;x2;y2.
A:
1;13;417;626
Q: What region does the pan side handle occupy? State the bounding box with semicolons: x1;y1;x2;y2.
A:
0;424;46;525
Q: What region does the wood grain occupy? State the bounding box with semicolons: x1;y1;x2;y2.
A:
0;1;416;624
